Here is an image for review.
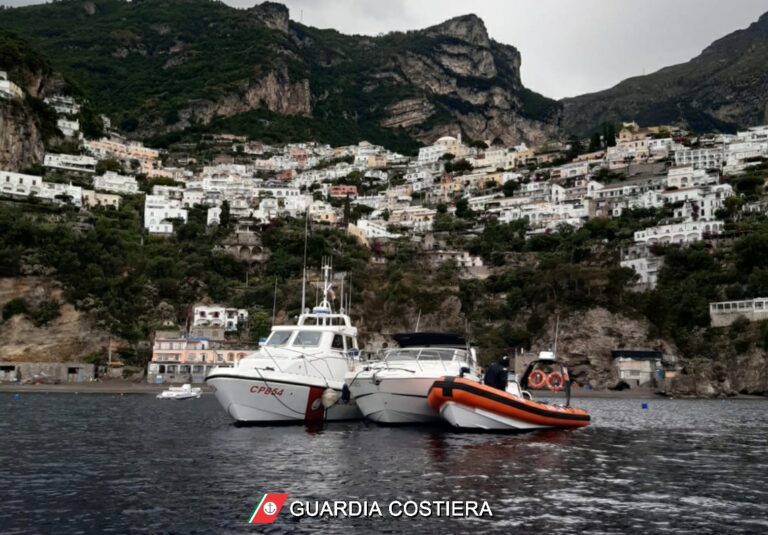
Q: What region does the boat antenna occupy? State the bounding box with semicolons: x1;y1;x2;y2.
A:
553;314;560;358
272;277;278;324
464;318;474;366
339;274;345;314
313;256;334;313
300;208;309;313
415;309;421;332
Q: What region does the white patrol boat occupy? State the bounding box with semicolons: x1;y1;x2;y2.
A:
206;263;362;423
346;332;478;424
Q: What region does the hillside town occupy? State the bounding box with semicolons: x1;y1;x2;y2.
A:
2;83;768;385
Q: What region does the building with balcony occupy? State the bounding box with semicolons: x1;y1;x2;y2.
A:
620;244;664;290
192;305;248;332
44;153;97;173
93;171;139;194
146;334;251;384
633;220;724;245
144;195;187;234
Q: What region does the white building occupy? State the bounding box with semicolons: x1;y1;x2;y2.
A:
425;250;484;269
674;147;724;170
56;118;80;138
417;135;468;163
352;219;400;240
192;305;248;332
0;171;44;199
666;166;718;189
353;194;388;211
44;94;80;116
0;170;82;206
633;220;724;245
144;195;188;234
0;71;23;99
661;184;733;221
735;125;768;143
620;244;664;289
710;298;768;327
388;205;436;233
93;171;139;194
44;153;97;173
723;141;767;174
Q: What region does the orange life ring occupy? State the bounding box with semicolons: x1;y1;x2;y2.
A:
547;371;565;391
528;369;546;389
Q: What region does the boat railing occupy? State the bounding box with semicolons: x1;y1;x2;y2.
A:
382;347;469;372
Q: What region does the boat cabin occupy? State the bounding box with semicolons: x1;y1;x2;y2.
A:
263;310;359;356
384;332;476;368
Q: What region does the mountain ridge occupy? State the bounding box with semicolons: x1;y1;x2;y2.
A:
561;10;768;135
0;0;561;151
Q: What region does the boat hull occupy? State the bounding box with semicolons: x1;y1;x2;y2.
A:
428;376;590;431
206;374;361;423
440;401;549;431
350;376;440;424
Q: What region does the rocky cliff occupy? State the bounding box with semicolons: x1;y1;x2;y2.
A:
529;308;675;389
561;11;768;136
0;101;45;172
367;15;560;145
0;1;561;149
0;278;110;362
0;30;60;171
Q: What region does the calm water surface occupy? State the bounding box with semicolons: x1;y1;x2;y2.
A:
1;394;767;534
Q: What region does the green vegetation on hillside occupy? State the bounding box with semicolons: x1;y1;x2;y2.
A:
0;198;369;364
0;0;558;151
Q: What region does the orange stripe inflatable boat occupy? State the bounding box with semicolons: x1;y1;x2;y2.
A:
428;376;590;431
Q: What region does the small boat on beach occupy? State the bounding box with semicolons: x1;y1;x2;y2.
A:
157;384;202;400
427;352;590;431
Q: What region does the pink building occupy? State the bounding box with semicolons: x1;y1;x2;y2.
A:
147;335;252;384
328;185;358;199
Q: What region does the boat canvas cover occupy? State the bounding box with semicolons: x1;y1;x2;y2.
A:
392;332;467;348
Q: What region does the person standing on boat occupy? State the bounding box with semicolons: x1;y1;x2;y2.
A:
484;355;510;391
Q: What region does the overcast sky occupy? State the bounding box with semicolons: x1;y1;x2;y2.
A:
2;0;767;99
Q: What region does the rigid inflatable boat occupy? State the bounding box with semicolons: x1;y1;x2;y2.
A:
428;376;590;430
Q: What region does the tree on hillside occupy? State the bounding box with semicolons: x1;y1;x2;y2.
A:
455;198;474;219
602;122;617;147
503;179;519;197
588;132;602;152
220;200;231;228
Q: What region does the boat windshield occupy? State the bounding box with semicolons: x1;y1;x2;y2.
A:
264;330;293;347
384;348;462;362
292;331;323;347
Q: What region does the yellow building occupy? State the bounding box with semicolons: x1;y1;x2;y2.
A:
81;189;121;209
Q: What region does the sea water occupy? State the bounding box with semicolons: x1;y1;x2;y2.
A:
1;394;767;534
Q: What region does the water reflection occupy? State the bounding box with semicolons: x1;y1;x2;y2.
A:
1;395;767;534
